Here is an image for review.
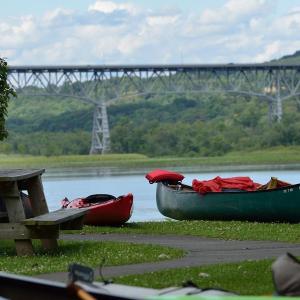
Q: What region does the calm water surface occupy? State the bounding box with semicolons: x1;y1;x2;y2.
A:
42;168;300;222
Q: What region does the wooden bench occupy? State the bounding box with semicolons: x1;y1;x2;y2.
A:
0;169;88;256
23;208;89;230
1;209;89;241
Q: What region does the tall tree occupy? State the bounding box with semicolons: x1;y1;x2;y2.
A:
0;58;15;140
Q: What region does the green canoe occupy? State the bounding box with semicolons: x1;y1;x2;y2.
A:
156;182;300;222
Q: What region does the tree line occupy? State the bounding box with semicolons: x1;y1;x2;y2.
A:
2;90;300;157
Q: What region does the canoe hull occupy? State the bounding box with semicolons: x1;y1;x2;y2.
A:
63;193;133;226
156;182;300;222
84;194;133;226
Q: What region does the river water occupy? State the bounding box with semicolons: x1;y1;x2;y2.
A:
42;167;300;222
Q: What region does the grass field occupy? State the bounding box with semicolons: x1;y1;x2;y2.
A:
0;239;184;275
70;220;300;243
72;220;299;294
114;259;275;295
0;220;297;294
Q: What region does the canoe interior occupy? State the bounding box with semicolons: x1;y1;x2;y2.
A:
156;182;300;222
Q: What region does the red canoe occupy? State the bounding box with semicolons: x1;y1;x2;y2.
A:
61;193;133;226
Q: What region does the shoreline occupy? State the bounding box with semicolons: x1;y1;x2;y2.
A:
2;148;300;176
43;163;300;178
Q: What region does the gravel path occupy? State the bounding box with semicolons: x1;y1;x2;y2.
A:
34;233;300;283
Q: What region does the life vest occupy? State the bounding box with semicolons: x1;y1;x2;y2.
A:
192;176;260;194
145;169;184;184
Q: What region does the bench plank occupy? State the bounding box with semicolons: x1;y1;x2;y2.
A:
0;169;45;182
23;208;89;226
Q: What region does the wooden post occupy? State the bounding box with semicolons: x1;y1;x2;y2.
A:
1;182;34;256
27;175;58;250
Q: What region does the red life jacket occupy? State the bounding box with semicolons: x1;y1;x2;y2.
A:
192;176;260;194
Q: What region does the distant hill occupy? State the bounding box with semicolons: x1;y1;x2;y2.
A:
270;50;300;64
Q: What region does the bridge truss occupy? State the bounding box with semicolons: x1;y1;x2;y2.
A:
8;64;300;154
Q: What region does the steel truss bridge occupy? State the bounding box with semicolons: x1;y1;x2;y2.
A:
8;64;300;154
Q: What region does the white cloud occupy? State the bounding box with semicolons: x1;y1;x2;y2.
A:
254;40;300;62
0;16;37;48
272;9;300;36
0;49;16;59
224;33;263;52
1;0;300;65
88;0;138;15
146;15;179;26
224;0;272;19
249;17;264;31
118;34;145;55
287;6;300;14
199;0;271;25
43;8;74;23
254;41;281;62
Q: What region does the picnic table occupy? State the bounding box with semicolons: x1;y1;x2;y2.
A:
0;169;88;256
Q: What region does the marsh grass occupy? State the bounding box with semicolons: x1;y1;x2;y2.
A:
114;259;273;295
1;146;300;169
0;153;148;169
71;220;300;243
0;239;184;275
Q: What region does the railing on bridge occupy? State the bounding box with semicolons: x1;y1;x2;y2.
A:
8;64;300;154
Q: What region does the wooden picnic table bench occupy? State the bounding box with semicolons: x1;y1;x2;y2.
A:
0;169;88;256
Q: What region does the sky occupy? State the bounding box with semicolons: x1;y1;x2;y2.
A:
1;0;300;65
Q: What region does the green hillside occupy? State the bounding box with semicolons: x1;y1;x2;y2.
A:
270;50;300;64
2;91;300;157
2;50;300;157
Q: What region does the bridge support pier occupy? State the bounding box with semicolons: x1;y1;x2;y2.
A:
89;102;110;154
267;71;283;122
274;94;283;122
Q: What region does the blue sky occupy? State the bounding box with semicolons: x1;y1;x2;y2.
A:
1;0;299;17
0;1;228;17
1;0;300;65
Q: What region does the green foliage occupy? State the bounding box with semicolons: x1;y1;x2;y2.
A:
0;58;15;140
7;95;92;133
4;84;300;156
7;131;90;156
110;94;270;156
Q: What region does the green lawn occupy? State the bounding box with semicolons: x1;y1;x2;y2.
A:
69;220;300;243
0;239;184;275
114;259;275;295
68;220;300;295
0;220;296;295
